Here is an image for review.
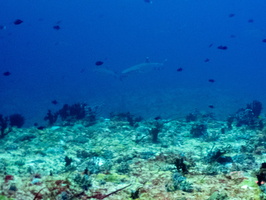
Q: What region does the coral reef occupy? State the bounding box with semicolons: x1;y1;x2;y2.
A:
0;113;25;138
190;123;207;137
9;114;25;128
109;112;143;127
232;100;263;129
0;109;266;199
44;103;98;126
149;120;164;143
0;115;10;138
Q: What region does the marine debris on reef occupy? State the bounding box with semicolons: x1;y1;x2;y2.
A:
1;101;266;199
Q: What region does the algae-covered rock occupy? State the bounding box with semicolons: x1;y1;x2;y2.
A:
207;191;229;200
0;195;14;200
239;177;260;200
96;173;128;183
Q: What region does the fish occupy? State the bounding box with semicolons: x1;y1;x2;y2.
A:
13;19;23;25
208;79;215;83
53;25;60;30
262;39;266;43
217;45;228;50
248;19;254;23
228;13;235;18
208;105;214;109
154;116;161;120
0;25;6;30
121;57;166;75
3;71;11;76
144;0;152;3
204;58;210;62
176;68;183;72
37;126;46;130
51;100;58;105
95;61;104;66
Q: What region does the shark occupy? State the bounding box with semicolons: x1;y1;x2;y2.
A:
121;57;166;75
93;67;119;79
93;57;166;80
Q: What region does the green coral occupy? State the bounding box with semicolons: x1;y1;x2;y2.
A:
207;191;229;200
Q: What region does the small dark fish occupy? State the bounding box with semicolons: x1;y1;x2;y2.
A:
95;61;104;66
208;79;215;83
144;0;152;3
51;100;58;105
0;25;6;30
248;19;254;23
34;123;38;126
3;71;11;76
208;43;213;48
262;39;266;43
228;13;235;18
13;19;23;25
154;116;161;120
230;35;236;38
204;58;210;62
37;126;45;130
217;45;228;50
53;25;60;30
176;68;183;72
208;105;214;109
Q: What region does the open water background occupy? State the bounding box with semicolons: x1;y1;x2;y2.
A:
1;0;266;126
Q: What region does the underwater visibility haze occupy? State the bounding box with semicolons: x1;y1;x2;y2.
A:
1;0;266;199
1;0;266;124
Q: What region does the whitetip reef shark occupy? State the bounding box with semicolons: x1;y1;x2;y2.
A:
93;57;167;79
121;57;167;75
93;67;120;79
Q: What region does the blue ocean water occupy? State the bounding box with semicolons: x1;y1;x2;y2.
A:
1;0;266;126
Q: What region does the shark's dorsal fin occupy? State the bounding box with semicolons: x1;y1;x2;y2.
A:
145;57;150;63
